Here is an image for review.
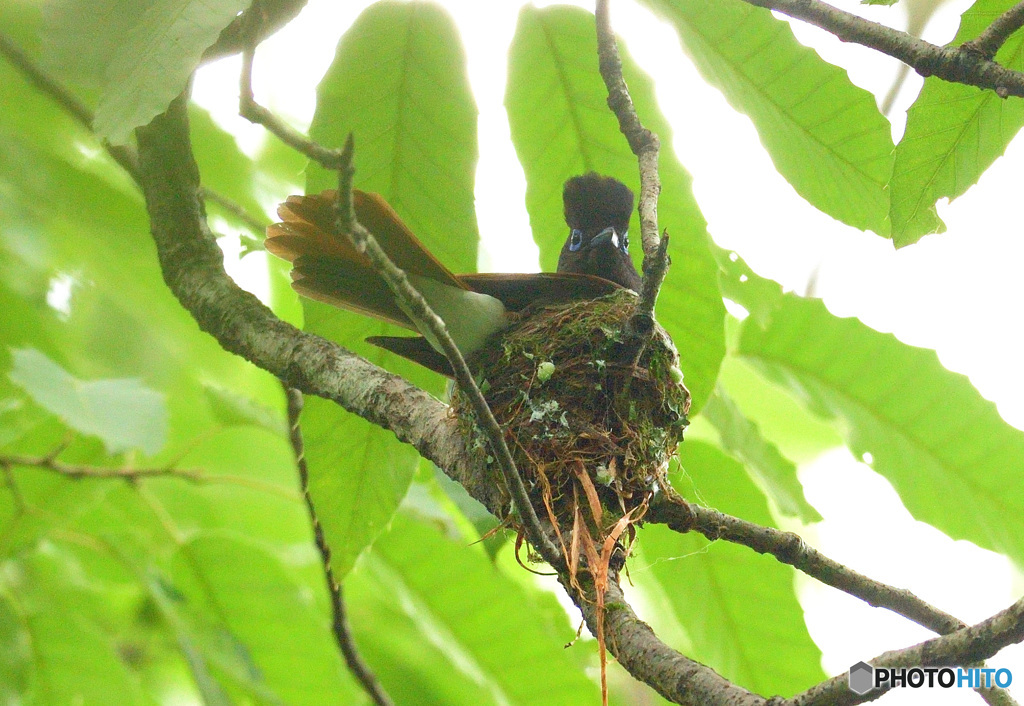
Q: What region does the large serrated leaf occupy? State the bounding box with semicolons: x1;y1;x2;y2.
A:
738;294;1024;567
297;1;478;580
637;441;824;696
702;387;820;522
643;0;894;235
307;1;478;270
8;347;167;455
353;514;599;705
890;0;1024;246
505;5;725;413
44;0;250;144
169;534;364;705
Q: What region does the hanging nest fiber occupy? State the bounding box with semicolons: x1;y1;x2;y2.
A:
450;288;691;563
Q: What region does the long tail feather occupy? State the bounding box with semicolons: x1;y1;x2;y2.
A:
266;189;470;330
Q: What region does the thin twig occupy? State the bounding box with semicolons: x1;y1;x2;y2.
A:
963;1;1024;60
238;16;346;169
742;0;1024;99
594;0;668;330
649;494;1020;706
0;31;268;231
332;137;563;569
283;386;393;706
200;187;269;233
0;452;298;500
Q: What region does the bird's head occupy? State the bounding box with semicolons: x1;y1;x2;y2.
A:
559;173;640;291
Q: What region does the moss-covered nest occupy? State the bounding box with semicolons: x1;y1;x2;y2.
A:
451;289;691;555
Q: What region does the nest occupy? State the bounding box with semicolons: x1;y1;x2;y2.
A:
450;289;691;562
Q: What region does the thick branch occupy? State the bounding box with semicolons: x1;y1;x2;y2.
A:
744;0;1024;98
284;387;393;706
569;571;767;705
648;495;966;635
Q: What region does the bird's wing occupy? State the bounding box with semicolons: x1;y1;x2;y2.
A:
457;272;623;311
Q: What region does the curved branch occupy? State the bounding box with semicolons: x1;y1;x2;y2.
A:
744;0;1024;98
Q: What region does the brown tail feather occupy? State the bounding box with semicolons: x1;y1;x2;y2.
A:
267;189;474;330
271;190;467;289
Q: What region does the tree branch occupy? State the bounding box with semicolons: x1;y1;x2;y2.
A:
595;0;669;332
787;595;1024;706
742;0;1024;99
963;1;1024;60
135;94;511;512
649;495;1020;706
0;449;295;499
237;16;346;169
283;386;393;706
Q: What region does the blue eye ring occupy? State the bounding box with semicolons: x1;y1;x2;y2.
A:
621;231;629;254
569;229;583;251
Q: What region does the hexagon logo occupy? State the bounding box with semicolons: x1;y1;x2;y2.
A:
848;661;874;695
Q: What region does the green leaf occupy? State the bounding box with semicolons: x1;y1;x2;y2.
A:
638;441;824;696
0;591;31;703
8;347;167;455
505;5;725;413
169;534;364;705
738;294;1024;566
295;1;480;580
642;0;894;234
44;0;250;144
710;243;784;328
201;382;286;436
890;0;1024;246
307;1;479;272
351;514;599;705
6;543;154;705
701;388;820;522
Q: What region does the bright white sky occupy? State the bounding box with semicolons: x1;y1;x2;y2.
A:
194;0;1023;700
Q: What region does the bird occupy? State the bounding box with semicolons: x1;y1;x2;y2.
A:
265;173;641;376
